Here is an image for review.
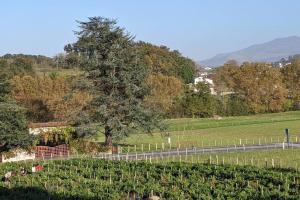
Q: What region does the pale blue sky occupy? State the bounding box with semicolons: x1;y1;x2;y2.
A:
1;0;300;61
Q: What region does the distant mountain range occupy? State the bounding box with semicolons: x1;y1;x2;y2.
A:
199;36;300;67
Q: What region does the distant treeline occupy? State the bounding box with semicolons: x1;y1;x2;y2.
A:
1;47;300;122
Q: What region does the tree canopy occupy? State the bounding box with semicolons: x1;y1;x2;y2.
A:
0;102;34;153
135;42;198;84
65;17;164;146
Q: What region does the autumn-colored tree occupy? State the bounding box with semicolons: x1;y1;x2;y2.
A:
212;60;239;95
234;63;287;113
135;42;198;83
281;59;300;110
145;74;183;114
10;74;92;122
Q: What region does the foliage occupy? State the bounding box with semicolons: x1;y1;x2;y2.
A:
1;54;54;69
0;73;11;102
69;139;109;155
0;102;35;153
215;94;250;116
53;53;82;69
281;58;300;110
0;56;35;78
0;159;299;199
135;42;198;84
144;74;183;115
65;17;164;146
174;83;215;118
10;74;92;122
213;61;288;114
39;127;76;146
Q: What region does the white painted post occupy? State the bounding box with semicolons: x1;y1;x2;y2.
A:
283;142;285;150
148;144;151;151
155;143;158;151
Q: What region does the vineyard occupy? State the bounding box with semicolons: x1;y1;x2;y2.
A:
1;158;300;199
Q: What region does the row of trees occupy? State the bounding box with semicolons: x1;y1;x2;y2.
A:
213;60;300;116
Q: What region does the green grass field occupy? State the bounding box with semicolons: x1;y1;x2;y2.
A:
95;111;300;152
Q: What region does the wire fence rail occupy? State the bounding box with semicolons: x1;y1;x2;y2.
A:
95;142;300;161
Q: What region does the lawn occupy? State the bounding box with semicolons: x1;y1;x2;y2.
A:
95;111;300;152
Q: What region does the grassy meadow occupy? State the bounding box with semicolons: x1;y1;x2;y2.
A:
96;111;300;152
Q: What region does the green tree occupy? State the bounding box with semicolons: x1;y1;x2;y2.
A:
66;17;164;146
0;103;35;153
0;74;10;102
179;83;215;118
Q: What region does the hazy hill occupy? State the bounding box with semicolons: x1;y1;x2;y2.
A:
200;36;300;67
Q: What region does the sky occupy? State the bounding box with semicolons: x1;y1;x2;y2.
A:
1;0;300;61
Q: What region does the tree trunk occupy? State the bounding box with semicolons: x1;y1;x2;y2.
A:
104;126;113;147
